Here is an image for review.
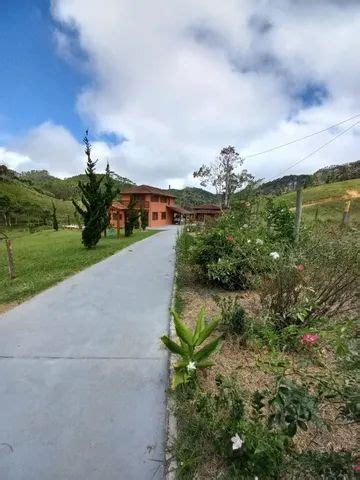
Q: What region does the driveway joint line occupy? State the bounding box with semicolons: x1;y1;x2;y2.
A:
0;355;163;360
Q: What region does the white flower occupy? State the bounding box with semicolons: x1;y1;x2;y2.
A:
187;361;196;372
218;258;222;263
269;251;280;260
231;433;244;450
243;224;248;228
247;239;251;244
255;238;264;245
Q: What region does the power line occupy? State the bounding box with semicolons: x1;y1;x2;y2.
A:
244;113;360;159
267;118;360;181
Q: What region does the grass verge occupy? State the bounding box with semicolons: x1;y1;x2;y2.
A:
0;228;156;310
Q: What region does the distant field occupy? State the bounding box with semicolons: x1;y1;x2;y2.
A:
0;229;156;311
277;178;360;225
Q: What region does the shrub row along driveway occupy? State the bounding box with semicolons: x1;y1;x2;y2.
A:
0;228;177;480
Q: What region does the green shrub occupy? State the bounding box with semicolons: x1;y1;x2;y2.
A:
265;198;295;243
190;224;274;290
214;295;247;337
267;378;318;437
260;232;360;331
286;451;356;479
161;308;222;388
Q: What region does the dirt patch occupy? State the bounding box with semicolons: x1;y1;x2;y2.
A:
346;188;360;199
178;285;359;466
0;302;18;314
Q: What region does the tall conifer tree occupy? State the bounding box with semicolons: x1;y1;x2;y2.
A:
102;161;118;233
73;132;105;248
51;201;58;231
124;195;139;237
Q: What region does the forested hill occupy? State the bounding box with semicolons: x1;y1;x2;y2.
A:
169;186;219;206
18;169;134;201
259;160;360;195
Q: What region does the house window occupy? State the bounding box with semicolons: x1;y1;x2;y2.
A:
161;212;166;220
112;213;118;220
160;196;167;203
151;195;159;202
152;212;158;221
167;197;171;204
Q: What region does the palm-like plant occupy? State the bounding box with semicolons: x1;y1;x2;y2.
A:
161;308;223;388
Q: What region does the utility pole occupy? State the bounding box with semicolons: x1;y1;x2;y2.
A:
294;188;303;243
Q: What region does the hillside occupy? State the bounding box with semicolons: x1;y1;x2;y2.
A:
259;160;360;195
0;177;75;226
278;178;360;224
169;186;219;206
19;170;134;200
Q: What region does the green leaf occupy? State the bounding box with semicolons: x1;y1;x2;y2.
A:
171;309;194;346
192;308;206;345
298;420;308;431
196;360;215;369
195;317;220;346
173;359;189;370
161;335;186;356
194;336;222;362
172;370;189;389
287;422;297;437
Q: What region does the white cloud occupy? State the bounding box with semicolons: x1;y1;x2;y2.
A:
3;1;360;187
0;147;32;172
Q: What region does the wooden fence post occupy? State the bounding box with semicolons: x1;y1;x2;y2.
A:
5;239;16;280
294;188;303;243
342;200;351;226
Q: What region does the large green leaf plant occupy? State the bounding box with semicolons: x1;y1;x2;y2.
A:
161;308;223;388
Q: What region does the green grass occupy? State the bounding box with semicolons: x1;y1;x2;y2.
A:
280;178;360;205
277;178;360;226
0;229;156;307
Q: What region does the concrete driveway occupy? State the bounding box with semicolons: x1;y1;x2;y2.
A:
0;228;177;480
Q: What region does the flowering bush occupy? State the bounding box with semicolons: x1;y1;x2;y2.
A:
189;220;276;290
265;198;295;244
301;333;319;345
160;308;222;388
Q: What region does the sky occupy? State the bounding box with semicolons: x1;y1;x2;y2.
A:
1;0;360;188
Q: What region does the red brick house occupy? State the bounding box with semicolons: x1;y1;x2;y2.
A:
109;185;190;229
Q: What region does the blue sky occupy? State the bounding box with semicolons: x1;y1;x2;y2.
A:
0;0;86;140
0;1;359;186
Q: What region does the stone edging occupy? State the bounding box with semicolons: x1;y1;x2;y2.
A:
164;267;178;480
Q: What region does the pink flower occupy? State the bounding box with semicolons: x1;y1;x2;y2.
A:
301;333;319;345
354;460;360;473
297;264;305;272
226;235;234;242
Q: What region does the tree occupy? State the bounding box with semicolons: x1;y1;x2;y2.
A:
102;161;118;234
0;195;11;227
140;207;148;231
193;145;253;209
51;201;58;231
73;132;105;248
124;195;139;237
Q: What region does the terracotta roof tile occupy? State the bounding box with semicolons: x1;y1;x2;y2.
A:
121;184;176;197
193;203;221;210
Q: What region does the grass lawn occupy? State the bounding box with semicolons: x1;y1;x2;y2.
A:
0;228;156;310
